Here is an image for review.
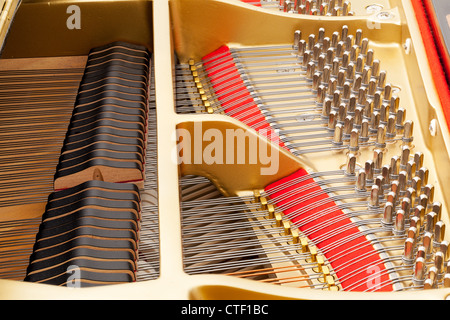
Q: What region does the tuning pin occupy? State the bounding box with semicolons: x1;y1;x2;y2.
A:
390;156;399;179
386;191;395;204
402;237;415;265
328;110;337;130
332;123;343;146
312;72;322;92
402;120;414;144
389;96;400;114
349;128;359;152
381;165;391;185
337;102;346;122
365;160;374;184
425;211;437;234
372;149;383;174
378;70;387;91
361;39;369;56
413;152;424;173
423;232;434;260
419;194;429;211
390;180;400;204
340;24;348;40
379;102;389;123
396;107;406;131
439;240;449;260
400;145;410;170
434;251;445;279
431;202;442;221
293;30;302;49
418;167;429;189
306;61;316;80
345;153;356;176
308;34;316;51
406;160;416;183
386;114;396;138
331;31;339;48
376;124;386;149
405;187;416;208
393;209;405;235
324;39;332;55
416;245;426;260
412;257;427;286
322;98;332;118
348;95;356;115
424;266;437;289
413;205;426;227
445;273;450;288
401;197;411;223
382;201;394;227
360;119;369;142
398;171;407;195
298;40;306;60
411;176;422;196
375;175;384;197
356;169;366;192
368;185;380;208
434;221;446;247
369;110;380;132
424;184;434;203
407;226;419;243
410;216;421;231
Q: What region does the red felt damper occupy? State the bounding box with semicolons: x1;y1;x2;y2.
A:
265;168;393;291
411;0;450;133
239;0;262;7
202;46;286;148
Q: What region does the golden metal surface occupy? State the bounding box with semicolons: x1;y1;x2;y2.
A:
0;0;449;300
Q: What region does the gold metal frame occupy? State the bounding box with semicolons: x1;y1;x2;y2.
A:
0;0;449;299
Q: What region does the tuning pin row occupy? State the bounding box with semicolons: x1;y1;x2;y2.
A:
295;27;411;152
280;0;352;16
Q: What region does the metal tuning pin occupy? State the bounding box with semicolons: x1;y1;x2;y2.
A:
332;122;343;146
389;156;399;180
293;30;301;50
402;120;414;144
393;209;405;236
381;164;391;185
413;205;425;227
422;232;434;260
368;185;380;208
401;197;411;223
402;237;415;265
434;221;446;247
432;202;442;221
365;160;374;184
356;169;366;192
349;128;359;152
345;153;356;176
373;149;383;174
424;266;437;289
400;145;410;170
413;257;427;286
434;251;445;279
424;211;437;233
381;201;394;228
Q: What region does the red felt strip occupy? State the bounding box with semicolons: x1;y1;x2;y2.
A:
265;169;393;292
202;46;286;148
411;0;450;133
239;0;262;7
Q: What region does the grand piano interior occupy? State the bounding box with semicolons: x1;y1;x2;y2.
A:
0;0;449;299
